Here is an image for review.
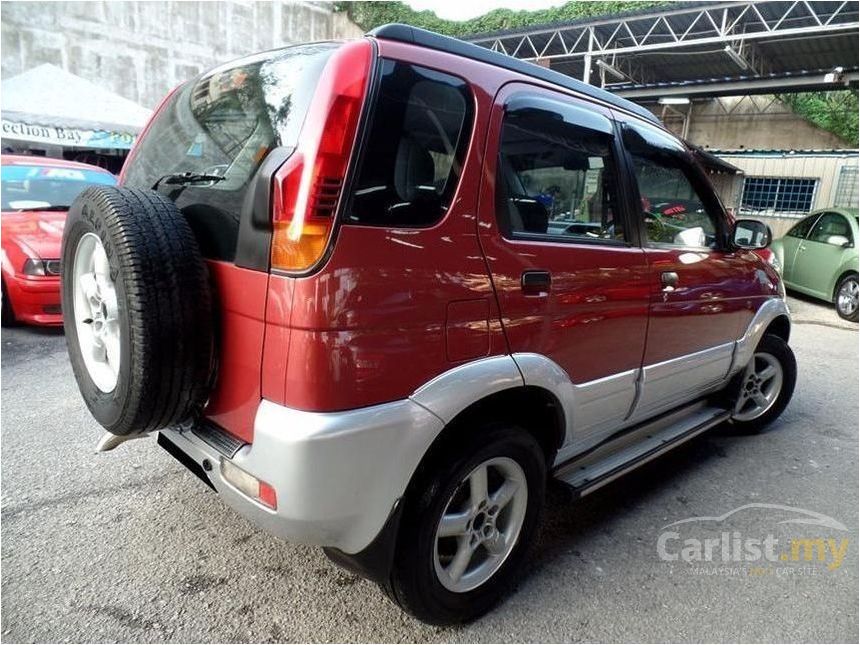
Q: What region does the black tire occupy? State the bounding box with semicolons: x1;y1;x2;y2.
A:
834;273;858;323
1;278;18;327
61;186;214;436
727;333;796;434
383;425;547;625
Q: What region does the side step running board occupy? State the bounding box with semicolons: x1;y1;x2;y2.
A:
554;401;731;497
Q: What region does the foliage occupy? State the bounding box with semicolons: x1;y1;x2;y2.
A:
334;1;664;37
778;91;859;148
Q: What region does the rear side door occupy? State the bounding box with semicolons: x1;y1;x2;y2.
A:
781;213;822;283
792;211;855;299
478;84;651;453
617;117;762;421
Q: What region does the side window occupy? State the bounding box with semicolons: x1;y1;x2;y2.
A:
495;98;623;242
624;124;720;249
808;212;853;246
786;214;820;239
345;61;473;228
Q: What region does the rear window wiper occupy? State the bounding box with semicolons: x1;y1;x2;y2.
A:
151;172;226;191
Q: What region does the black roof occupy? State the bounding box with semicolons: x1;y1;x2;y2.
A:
367;23;659;124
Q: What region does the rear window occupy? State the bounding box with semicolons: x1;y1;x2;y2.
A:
345;60;473;228
122;43;337;260
1;164;115;211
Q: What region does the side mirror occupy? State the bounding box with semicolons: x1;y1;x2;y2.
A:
825;234;852;248
732;218;772;250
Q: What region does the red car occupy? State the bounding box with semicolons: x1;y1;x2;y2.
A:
60;26;795;624
1;155;116;326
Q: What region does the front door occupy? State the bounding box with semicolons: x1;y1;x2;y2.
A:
618;118;757;421
791;211;854;299
478;84;651;455
781;213;822;284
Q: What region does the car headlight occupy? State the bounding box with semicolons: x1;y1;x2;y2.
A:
22;258;61;276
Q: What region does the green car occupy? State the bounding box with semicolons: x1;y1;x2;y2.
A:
771;208;859;322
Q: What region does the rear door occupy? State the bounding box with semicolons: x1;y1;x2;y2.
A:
478;84;650;452
617;117;757;421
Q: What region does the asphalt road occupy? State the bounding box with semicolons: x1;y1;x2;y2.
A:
1;295;857;643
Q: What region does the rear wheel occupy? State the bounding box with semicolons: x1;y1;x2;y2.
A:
834;273;858;322
384;425;546;625
728;333;796;434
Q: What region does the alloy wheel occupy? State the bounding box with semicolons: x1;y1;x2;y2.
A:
836;277;858;319
72;233;121;392
433;456;528;593
733;351;783;422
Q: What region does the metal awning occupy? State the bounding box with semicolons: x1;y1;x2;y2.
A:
691;145;744;174
467;1;859;99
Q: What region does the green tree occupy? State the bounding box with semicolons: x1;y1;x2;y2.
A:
335;1;664;37
778;91;859;148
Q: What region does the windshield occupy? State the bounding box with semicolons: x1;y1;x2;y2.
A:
1;164;116;211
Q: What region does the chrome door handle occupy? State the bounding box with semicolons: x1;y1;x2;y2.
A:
661;271;679;292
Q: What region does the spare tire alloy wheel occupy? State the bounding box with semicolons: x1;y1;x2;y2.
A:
62;186;214;437
72;233;121;392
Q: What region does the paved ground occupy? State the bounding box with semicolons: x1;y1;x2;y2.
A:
1;295;857;643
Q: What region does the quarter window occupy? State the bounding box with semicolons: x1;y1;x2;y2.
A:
495;99;623;242
345;61;472;228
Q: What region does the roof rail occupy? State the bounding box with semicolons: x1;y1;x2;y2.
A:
367;23;660;124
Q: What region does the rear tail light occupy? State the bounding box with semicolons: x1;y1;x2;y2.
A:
271;40;372;272
220;458;277;510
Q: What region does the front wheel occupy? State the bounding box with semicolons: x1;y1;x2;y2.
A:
835;273;858;322
728;333;796;434
385;425;547;625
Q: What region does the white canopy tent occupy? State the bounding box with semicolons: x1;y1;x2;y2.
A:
1;64;152;150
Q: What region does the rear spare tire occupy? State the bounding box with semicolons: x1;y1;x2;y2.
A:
61;186;214;436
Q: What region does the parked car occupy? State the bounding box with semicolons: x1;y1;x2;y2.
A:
60;25;795;625
1;155;116;326
770;208;859;322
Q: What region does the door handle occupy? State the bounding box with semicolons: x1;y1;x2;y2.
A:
521;270;551;295
661;271;679;292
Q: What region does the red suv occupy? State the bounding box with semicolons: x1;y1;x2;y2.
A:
61;25;795;624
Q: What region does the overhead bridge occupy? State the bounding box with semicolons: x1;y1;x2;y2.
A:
466;1;859;99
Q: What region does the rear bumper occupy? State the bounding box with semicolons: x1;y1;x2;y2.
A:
3;272;62;325
160;397;443;554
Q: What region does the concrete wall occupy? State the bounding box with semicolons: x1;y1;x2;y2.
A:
1;1;363;109
653;95;852;151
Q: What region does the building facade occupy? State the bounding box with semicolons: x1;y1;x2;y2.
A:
1;1;361;109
